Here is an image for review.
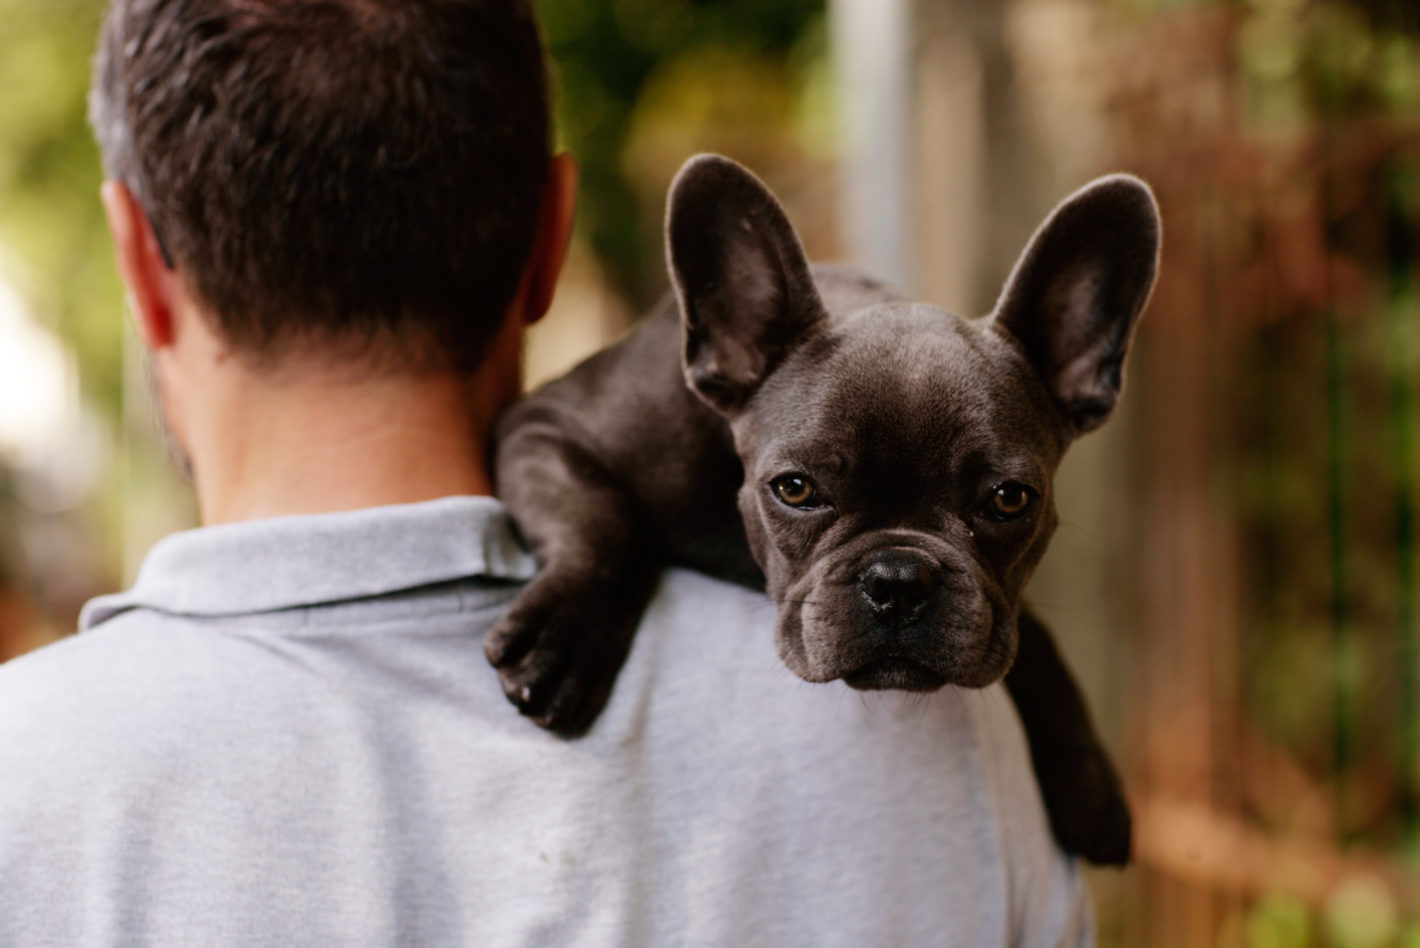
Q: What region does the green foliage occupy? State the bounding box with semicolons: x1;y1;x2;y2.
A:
1246;893;1313;948
1326;876;1401;948
0;0;121;418
1238;0;1420;124
537;0;823;302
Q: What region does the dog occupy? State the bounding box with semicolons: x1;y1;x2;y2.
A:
487;154;1160;866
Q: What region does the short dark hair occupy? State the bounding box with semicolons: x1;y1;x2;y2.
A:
90;0;550;372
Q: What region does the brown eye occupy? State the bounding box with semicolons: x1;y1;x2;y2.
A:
771;475;820;509
989;483;1036;521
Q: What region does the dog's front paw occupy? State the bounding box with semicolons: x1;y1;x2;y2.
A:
1037;744;1132;866
484;566;650;736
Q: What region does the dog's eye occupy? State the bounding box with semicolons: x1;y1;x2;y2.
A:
989;482;1036;521
771;475;821;509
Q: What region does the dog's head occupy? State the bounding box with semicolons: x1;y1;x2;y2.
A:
666;155;1160;691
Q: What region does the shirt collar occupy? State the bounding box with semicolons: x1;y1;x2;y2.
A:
80;495;536;630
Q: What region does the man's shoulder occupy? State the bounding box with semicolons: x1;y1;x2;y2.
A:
0;614;187;721
645;567;773;629
3;609;257;694
0;613;299;784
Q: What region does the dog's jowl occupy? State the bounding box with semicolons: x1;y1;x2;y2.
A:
490;154;1161;866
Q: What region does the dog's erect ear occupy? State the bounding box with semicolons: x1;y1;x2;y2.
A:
990;174;1161;438
667;154;827;414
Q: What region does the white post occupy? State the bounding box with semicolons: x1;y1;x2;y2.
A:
829;0;915;290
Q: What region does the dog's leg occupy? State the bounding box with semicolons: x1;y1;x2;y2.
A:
1005;607;1131;865
486;402;660;736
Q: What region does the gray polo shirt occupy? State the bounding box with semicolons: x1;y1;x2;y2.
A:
0;496;1091;946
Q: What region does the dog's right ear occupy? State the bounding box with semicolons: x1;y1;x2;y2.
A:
666;154;826;415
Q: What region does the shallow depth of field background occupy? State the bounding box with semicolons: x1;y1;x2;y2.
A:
3;0;1419;944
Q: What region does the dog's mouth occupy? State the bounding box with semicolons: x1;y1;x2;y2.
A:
840;656;948;692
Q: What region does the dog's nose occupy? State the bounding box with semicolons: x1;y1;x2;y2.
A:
859;551;936;621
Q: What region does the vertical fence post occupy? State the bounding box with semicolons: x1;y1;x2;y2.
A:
1387;163;1419;853
829;0;915;290
1327;312;1353;831
1323;156;1353;834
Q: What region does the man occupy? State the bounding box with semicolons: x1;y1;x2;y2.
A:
0;0;1093;944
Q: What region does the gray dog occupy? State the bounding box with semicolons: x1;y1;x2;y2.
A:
488;154;1160;865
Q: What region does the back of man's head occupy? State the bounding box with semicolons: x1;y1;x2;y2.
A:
90;0;550;373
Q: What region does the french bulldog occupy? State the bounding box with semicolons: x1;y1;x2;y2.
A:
488;154;1160;866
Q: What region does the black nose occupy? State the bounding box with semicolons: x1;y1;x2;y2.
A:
859;551;936;620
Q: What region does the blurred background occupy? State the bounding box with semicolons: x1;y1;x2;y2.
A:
2;0;1418;943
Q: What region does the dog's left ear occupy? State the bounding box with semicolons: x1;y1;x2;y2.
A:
989;174;1161;438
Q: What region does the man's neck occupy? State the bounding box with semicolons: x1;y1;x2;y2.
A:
142;286;529;526
182;364;511;525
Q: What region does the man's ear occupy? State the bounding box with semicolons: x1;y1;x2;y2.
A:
666;154;826;415
519;153;578;326
101;180;177;350
989;174;1161;438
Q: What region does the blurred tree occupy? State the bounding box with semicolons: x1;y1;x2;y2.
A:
0;0;120;414
538;0;824;302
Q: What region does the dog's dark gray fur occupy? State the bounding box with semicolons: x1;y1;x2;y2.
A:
488;154;1160;866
